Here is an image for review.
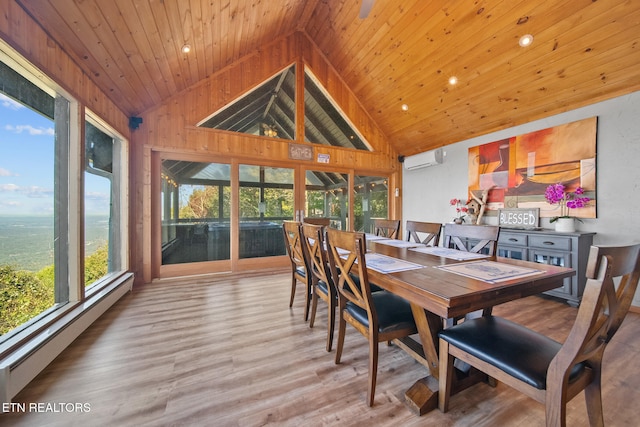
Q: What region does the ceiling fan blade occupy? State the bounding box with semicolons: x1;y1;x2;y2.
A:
359;0;375;19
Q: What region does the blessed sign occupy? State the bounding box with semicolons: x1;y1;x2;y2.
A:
498;208;540;228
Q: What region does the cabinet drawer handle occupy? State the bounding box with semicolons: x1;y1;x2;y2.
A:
543;241;555;245
509;238;518;242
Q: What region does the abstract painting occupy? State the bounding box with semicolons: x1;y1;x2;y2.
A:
468;117;597;219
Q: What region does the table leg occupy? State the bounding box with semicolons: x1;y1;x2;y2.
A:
399;304;491;415
402;303;444;415
405;376;440;415
409;303;442;377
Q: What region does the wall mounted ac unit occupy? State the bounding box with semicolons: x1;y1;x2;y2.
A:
403;148;444;170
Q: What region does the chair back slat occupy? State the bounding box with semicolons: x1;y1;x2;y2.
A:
301;223;331;287
405;220;442;246
443;223;500;255
326;229;374;316
283;221;307;270
550;243;640;379
584;244;640;340
373;219;401;239
303;217;331;227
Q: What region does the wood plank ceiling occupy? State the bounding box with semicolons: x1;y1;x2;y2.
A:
15;0;640;156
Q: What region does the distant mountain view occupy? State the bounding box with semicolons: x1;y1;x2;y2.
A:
0;215;109;272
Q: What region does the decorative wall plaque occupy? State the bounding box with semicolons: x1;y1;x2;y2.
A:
288;143;313;161
498;208;540;229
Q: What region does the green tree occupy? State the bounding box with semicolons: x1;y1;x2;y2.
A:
264;188;293;217
0;244;110;335
85;245;109;286
240;187;260;218
0;266;54;335
306;190;325;216
180;186;220;219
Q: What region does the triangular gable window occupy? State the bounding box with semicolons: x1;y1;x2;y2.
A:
198;64;371;151
199;65;296;139
304;70;371;151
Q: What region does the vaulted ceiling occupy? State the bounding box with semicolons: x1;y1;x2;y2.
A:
16;0;640;156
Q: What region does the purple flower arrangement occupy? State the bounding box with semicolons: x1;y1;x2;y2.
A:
544;183;591;222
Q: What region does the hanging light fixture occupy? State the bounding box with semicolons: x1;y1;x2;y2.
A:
261;123;278;138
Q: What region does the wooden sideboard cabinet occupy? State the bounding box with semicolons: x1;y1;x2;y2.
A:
497;228;595;307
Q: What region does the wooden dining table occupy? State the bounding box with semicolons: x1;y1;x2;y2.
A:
363;236;576;415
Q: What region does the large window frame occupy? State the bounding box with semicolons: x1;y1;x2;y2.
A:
84;111;129;292
0;41;129;345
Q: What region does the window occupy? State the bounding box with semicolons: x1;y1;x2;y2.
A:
198;65;296;140
159;161;292;264
353;175;389;233
0;58;63;335
305;170;349;230
197;64;372;151
304;70;371;150
0;46;128;338
239;165;293;258
84;117;126;286
161;160;232;264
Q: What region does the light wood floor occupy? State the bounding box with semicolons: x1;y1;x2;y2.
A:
2;270;639;427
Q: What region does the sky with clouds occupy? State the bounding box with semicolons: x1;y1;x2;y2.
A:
0;93;110;216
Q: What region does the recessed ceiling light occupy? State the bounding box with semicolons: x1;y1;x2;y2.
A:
401;104;409;111
519;34;534;47
448;76;458;85
181;44;191;53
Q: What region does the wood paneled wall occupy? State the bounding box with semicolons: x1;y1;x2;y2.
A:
0;0;130;137
139;32;396;164
134;32;401;283
0;0;135;275
1;4;403;284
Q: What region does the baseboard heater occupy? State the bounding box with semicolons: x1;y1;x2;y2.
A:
0;272;133;403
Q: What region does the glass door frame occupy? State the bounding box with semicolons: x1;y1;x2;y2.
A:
297;165;397;232
152;149;396;279
153;151;300;278
301;166;351;230
153;151;233;278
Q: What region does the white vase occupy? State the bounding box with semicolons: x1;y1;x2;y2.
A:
554;217;575;233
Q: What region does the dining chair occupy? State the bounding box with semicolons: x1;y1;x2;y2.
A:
438;243;640;427
405;220;442;246
303;217;331;227
443;223;500;255
373;218;401;239
282;221;312;320
442;223;501;322
301;222;336;352
325;228;418;406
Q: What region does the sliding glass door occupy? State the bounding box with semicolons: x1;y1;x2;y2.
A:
305;169;349;230
238;164;293;259
157;158;295;275
160;160;231;265
156;157;390;276
353;174;390;233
